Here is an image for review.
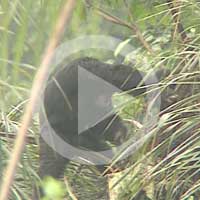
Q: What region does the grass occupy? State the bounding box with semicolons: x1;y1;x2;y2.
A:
1;0;200;199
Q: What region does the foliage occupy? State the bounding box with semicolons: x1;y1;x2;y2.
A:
0;0;200;199
41;177;66;200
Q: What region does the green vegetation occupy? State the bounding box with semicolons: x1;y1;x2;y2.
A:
0;0;200;199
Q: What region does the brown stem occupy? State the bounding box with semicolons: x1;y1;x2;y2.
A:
167;0;188;42
0;1;76;200
86;1;154;54
0;132;36;144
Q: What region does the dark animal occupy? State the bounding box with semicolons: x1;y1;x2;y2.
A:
33;57;147;199
35;56;198;200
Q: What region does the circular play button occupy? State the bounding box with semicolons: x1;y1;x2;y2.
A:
39;35;161;165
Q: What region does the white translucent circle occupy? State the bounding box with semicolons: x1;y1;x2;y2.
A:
39;35;161;165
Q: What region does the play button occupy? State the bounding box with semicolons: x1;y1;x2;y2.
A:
78;66;128;134
39;36;161;165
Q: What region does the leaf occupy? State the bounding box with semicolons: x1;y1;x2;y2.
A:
114;38;132;57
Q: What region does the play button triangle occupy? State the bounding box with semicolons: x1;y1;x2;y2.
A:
78;66;124;135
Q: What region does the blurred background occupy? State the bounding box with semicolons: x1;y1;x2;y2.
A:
0;0;200;199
